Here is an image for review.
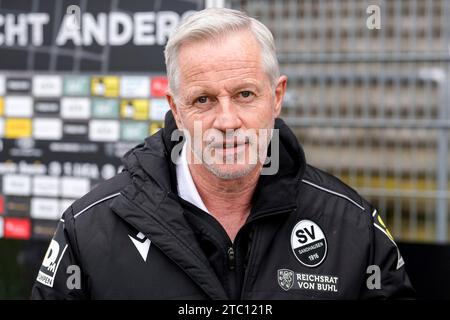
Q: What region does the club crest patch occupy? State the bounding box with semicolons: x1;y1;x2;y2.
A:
278;269;295;291
291;219;327;267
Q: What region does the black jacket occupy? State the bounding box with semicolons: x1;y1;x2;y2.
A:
31;112;414;299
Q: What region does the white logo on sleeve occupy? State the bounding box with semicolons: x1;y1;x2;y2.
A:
42;240;61;272
291;220;328;267
36;225;68;288
128;232;151;262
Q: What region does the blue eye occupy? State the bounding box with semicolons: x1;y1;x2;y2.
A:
240;91;253;98
196;96;208;104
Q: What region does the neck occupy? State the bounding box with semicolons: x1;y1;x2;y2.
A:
187;150;261;241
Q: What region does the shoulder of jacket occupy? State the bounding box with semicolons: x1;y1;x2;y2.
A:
65;171;131;221
300;164;368;213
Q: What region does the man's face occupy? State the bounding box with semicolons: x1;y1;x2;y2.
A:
168;30;286;179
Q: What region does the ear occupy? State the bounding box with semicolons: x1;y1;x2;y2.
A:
273;75;287;118
166;93;184;129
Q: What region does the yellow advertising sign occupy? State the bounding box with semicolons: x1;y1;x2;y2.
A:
91;76;119;97
120;99;149;120
5;118;32;138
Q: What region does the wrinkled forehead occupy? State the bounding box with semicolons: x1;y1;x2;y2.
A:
176;30;266;87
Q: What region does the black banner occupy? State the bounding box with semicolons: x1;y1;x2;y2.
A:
0;0;204;72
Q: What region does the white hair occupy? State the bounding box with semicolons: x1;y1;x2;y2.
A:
164;8;280;96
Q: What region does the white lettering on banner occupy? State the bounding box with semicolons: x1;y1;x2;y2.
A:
5;96;33;117
32;176;60;197
10;145;43;158
62;162;99;179
1;14;28;46
0;163;18;174
48;162;62;176
28;13;50;45
0;11;196;47
61;177;90;198
32;75;63;97
55;11;193;46
133;12;155;45
108;12;133;46
3;174;31;196
61;97;90;119
89;120;120;142
120;76;150;98
81;13;107;46
0;13;49;46
18;161;46;175
49;142;98;153
31;198;60;220
155;11;179;45
33;118;63;140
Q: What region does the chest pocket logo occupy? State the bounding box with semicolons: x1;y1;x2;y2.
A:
291;220;327;267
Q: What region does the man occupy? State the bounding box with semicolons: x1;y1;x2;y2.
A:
31;8;414;299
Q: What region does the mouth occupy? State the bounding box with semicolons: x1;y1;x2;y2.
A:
210;136;250;149
210;140;249;156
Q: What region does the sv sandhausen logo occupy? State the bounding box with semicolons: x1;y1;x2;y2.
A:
291;219;327;267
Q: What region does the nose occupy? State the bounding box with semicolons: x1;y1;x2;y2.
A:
212;96;242;131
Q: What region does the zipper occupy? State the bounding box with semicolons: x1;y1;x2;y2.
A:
227;246;236;270
240;207;297;299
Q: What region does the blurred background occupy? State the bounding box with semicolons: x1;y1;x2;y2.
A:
0;0;449;299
